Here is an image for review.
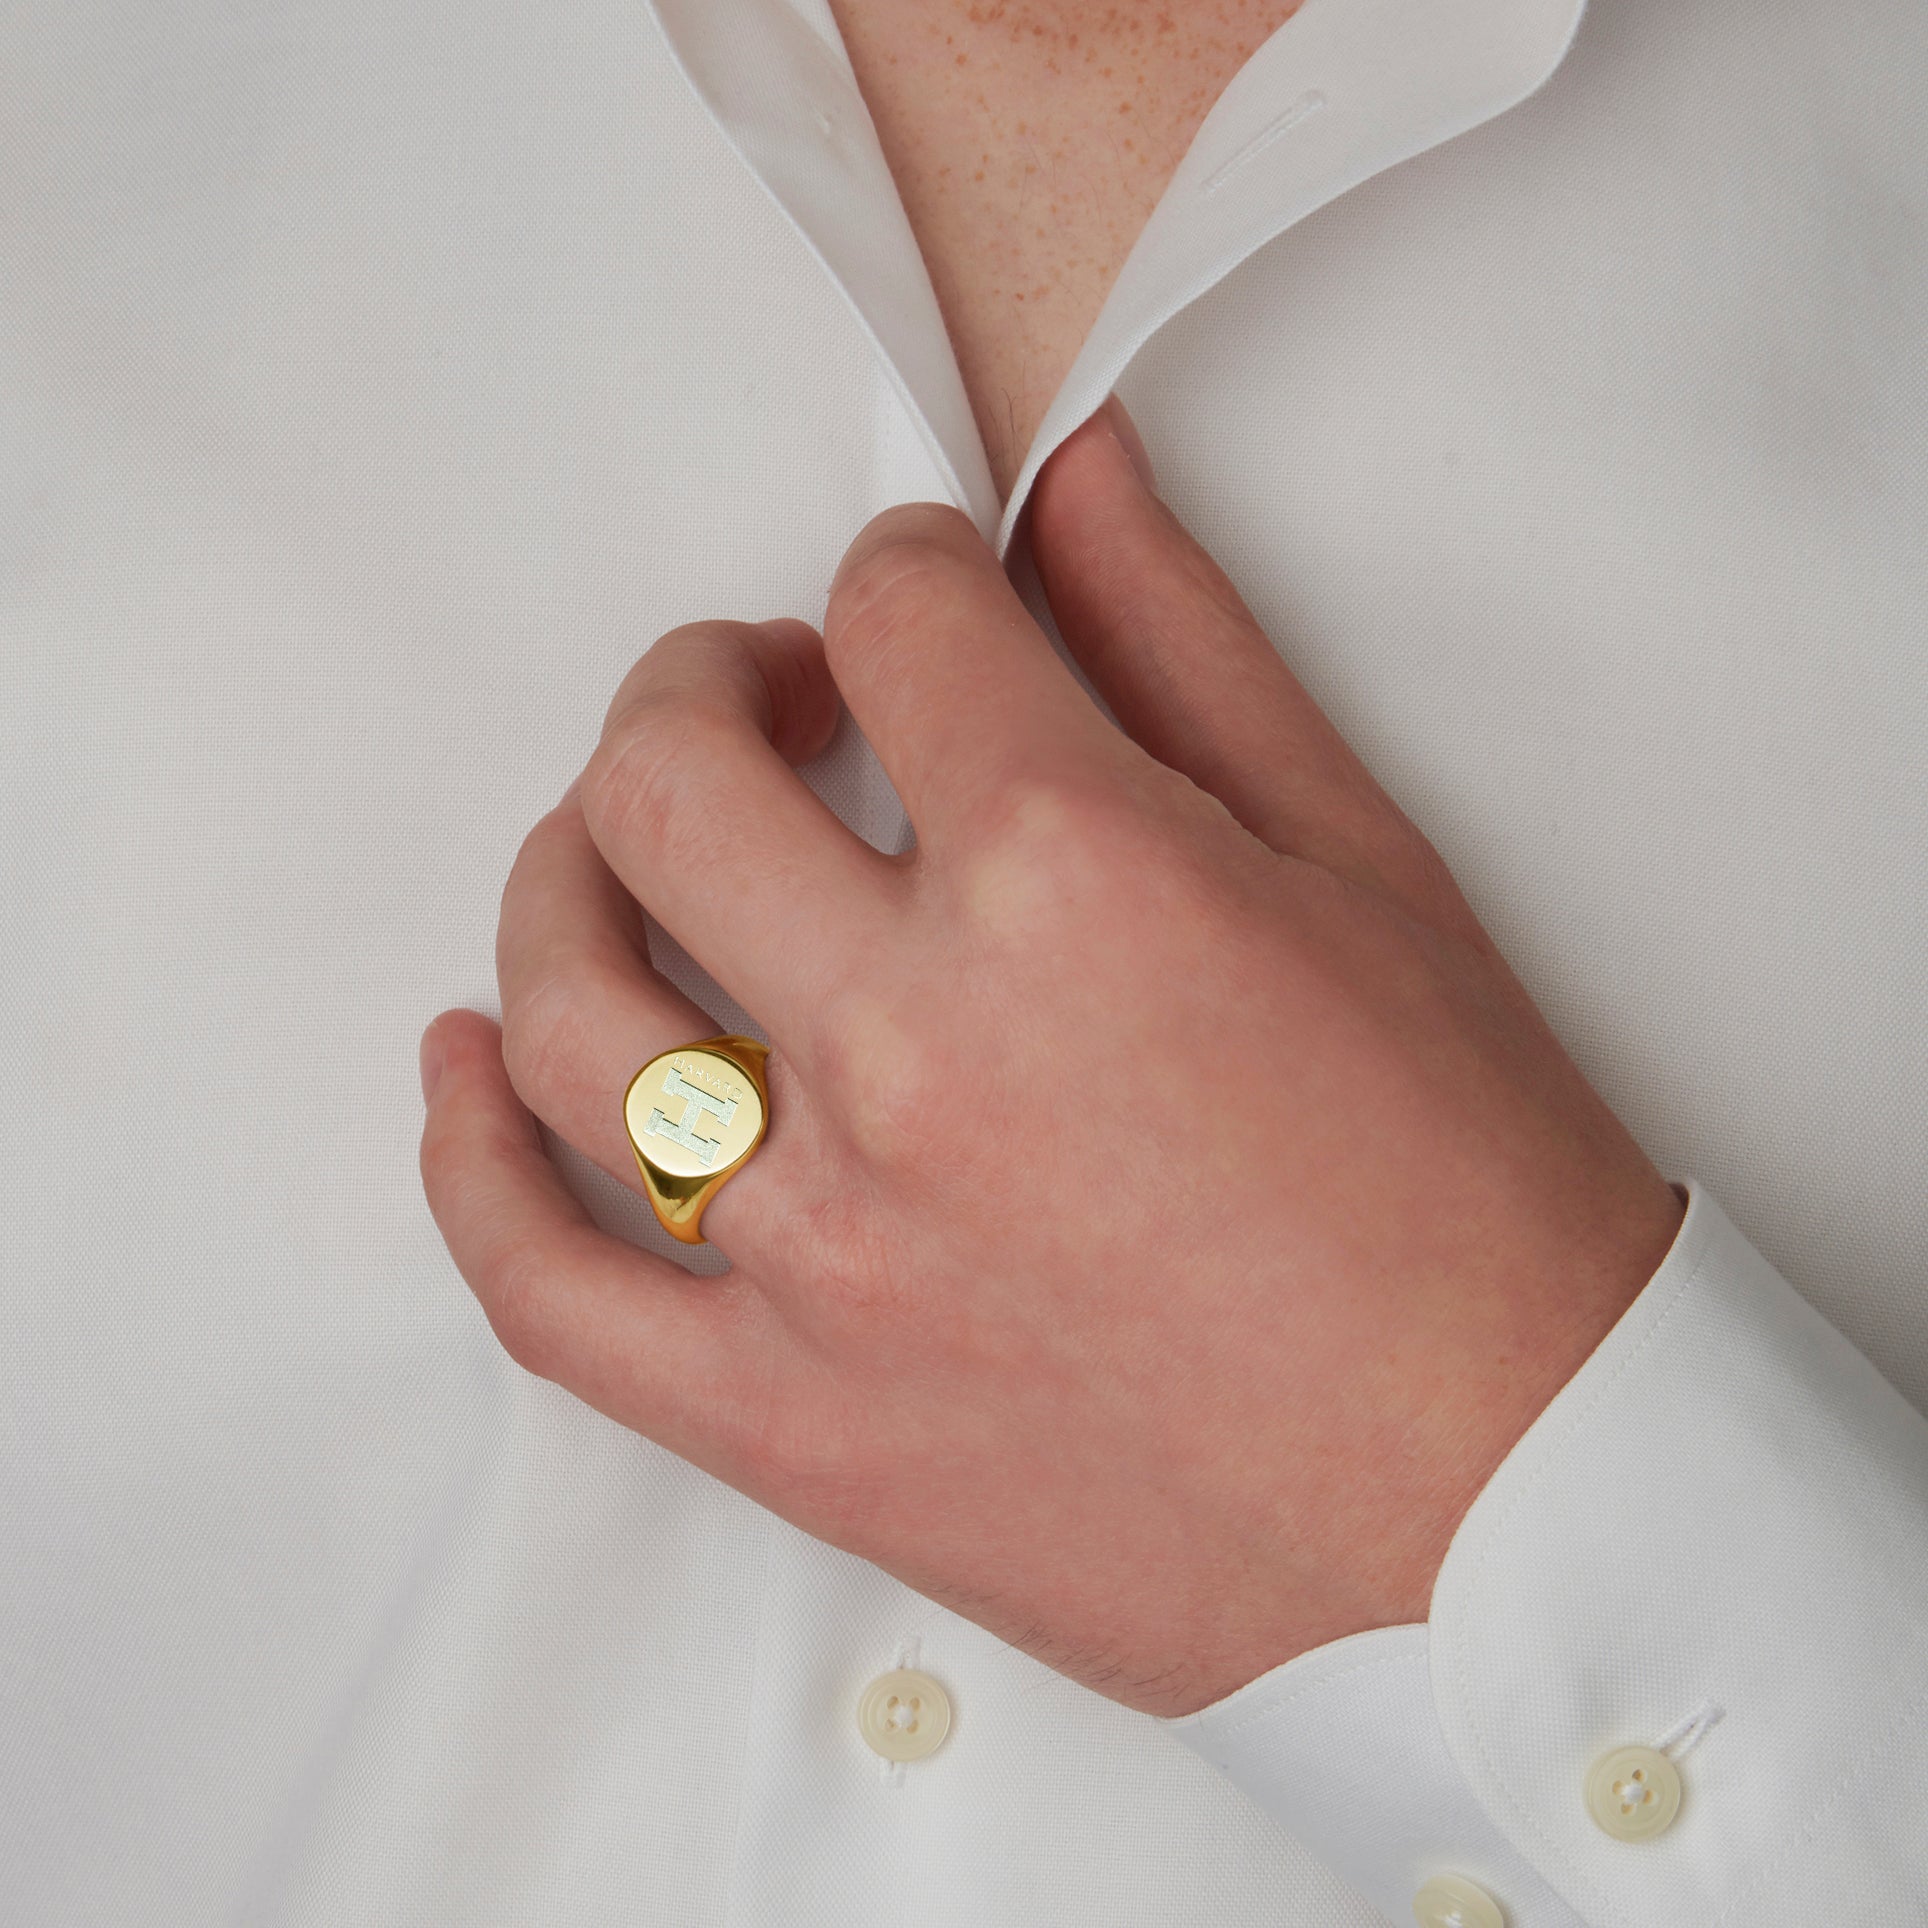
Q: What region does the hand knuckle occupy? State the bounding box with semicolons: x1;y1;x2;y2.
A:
486;1244;562;1379
657;623;771;712
829;523;965;667
815;988;950;1175
1400;822;1460;901
963;770;1137;935
992;765;1129;852
1377;811;1486;944
602;622;747;721
498;969;592;1116
584;696;734;860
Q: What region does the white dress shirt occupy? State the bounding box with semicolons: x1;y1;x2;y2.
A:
4;0;1925;1921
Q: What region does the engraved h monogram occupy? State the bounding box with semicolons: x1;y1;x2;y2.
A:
644;1067;738;1168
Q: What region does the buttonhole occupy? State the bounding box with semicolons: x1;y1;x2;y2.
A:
1652;1698;1724;1761
1200;91;1327;196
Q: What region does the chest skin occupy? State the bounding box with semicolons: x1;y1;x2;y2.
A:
825;0;1307;504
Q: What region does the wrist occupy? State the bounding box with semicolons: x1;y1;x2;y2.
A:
1375;1165;1690;1618
1162;1167;1689;1720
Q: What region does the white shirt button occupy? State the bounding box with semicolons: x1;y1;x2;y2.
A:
1412;1872;1506;1928
856;1667;952;1763
1586;1744;1683;1840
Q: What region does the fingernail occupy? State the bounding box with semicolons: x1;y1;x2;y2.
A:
1101;392;1157;493
419;1023;447;1104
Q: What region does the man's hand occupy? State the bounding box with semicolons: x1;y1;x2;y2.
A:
418;397;1684;1720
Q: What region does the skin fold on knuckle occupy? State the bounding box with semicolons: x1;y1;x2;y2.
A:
603;621;767;723
828;521;970;665
719;1076;911;1326
750;625;838;762
836;501;975;587
420;1132;539;1352
583;696;735;867
682;624;780;734
815;984;952;1180
1364;808;1492;954
483;1241;565;1382
498;967;605;1128
496;813;586;984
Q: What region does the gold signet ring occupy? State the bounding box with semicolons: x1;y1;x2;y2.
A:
623;1036;770;1245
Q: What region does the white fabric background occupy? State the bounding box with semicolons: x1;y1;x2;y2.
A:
3;0;1924;1919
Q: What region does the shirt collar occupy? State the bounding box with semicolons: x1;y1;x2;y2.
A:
643;0;1588;556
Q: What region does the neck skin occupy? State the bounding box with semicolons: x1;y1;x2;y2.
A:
826;0;1309;503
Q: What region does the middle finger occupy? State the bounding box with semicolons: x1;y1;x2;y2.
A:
580;617;901;1053
822;501;1130;848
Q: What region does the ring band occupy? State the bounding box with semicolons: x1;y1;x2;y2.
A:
623;1035;770;1245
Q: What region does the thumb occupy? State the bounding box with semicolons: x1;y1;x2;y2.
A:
1026;395;1464;930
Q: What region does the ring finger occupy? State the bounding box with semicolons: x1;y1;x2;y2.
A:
497;790;833;1261
497;792;748;1216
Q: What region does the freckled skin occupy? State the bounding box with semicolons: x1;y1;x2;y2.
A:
827;0;1309;503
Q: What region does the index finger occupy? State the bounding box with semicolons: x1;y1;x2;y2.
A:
581;617;900;1052
822;502;1125;845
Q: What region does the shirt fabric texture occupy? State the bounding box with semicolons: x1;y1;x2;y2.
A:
2;0;1925;1922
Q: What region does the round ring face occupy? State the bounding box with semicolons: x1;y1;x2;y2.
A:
625;1047;766;1179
